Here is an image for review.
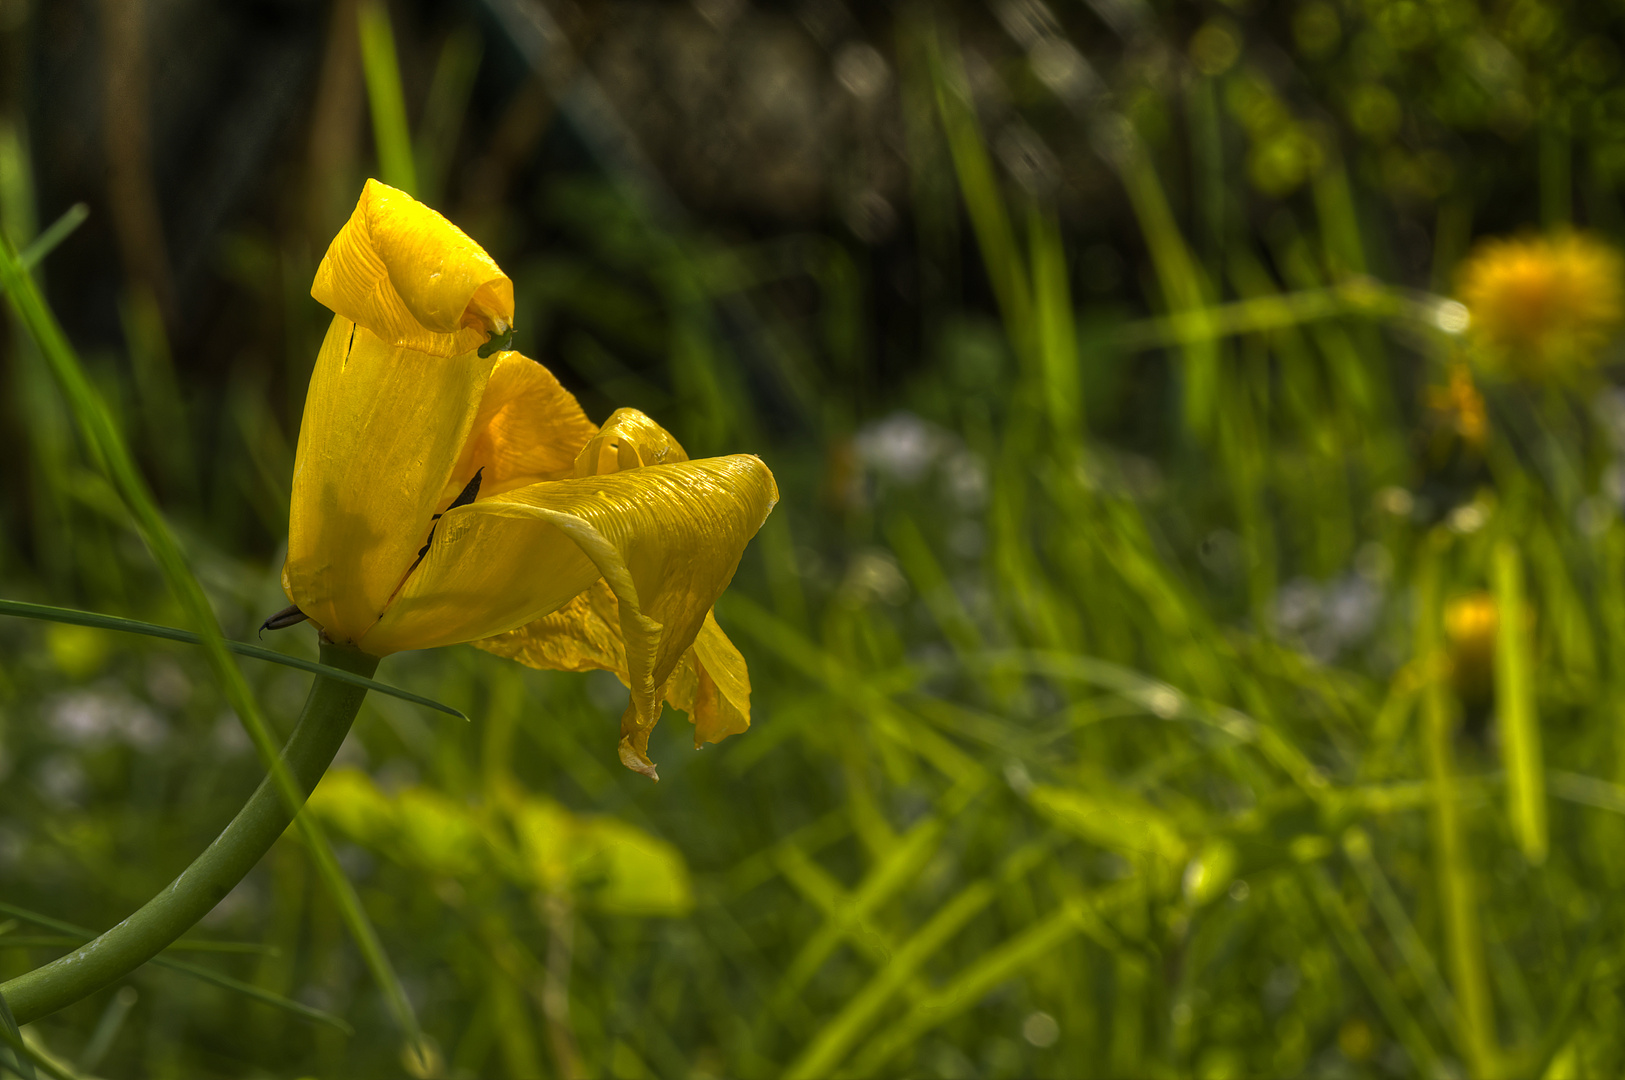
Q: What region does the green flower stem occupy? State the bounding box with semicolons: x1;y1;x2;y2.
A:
0;643;377;1026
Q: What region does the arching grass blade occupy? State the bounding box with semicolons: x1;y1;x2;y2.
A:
0;598;465;720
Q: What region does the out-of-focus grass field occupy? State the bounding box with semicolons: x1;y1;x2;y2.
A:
6;0;1625;1076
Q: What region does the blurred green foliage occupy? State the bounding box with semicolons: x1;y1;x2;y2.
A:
5;0;1625;1077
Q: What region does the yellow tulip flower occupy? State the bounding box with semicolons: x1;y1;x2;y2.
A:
281;180;778;777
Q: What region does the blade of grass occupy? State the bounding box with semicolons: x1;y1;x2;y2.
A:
0;598;465;718
767;813;950;1021
723;595;989;790
17;203;88;271
770;844;929;1005
414;24;481;207
1548;770;1625;814
0;900;351;1035
1311;158;1368;280
0;991;39;1080
845;882;1134;1078
1094;114;1217;438
1029;206;1082;440
0;231;426;1055
1494;541;1547;864
886;514;983;657
927;27;1030;346
1341;828;1465;1059
358;0;418;195
1300;863;1444;1078
1527;903;1614;1077
1416;532;1498;1077
785;842;1051;1079
76;987;136;1075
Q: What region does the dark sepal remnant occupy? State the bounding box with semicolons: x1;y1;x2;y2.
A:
447;467;484;513
477;329;515;358
259;605;308;637
409;467;485;572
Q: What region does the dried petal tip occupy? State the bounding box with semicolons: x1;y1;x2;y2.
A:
618;735;660;781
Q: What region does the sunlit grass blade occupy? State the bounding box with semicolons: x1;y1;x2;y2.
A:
414;24;481;207
722;595;989;789
886;514;983;657
288;822;419;1051
1301;863;1444;1078
0;120;37;246
769;843;931;1005
119;285;196;503
1095;115;1217;438
786;845;1044;1080
18;203;87;271
1112;282;1404;352
1416;533;1498;1076
968;649;1332;801
0;229;425;1051
1494;541;1547;864
1527;903;1613;1077
0;901;352;1034
1029;206;1081;440
767;814;949;1022
1547;770;1625;815
845;882;1133;1078
926;25;1030;341
1341;828;1465;1058
1312;160;1368;279
358;0;418;195
145;947;355;1035
0;597;466;718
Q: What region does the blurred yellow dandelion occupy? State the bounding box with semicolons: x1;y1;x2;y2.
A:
1425;361;1488;451
1456;232;1624;381
1444;591;1497;703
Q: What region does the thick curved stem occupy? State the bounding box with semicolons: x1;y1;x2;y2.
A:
2;643;378;1025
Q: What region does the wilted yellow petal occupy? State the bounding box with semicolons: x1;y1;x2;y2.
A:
284;316;494;644
437;351;598;506
473;410;761;768
476;578;626;674
312;179;513;358
363;457;778;775
478;590;753;747
689;613;751;744
357;496;603;656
